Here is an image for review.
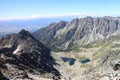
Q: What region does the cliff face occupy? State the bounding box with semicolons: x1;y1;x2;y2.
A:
0;29;60;80
33;16;120;50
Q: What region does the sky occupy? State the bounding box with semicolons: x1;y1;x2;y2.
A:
0;0;120;20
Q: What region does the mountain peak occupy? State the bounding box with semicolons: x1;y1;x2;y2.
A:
73;18;79;21
19;29;27;33
59;20;68;23
19;29;31;36
18;29;34;39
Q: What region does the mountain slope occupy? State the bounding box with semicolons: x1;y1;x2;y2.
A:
33;21;68;46
0;29;60;80
33;16;120;51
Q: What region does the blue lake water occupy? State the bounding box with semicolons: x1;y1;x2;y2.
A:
80;59;90;64
61;57;76;65
61;57;90;65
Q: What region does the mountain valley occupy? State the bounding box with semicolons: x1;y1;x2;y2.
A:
33;16;120;80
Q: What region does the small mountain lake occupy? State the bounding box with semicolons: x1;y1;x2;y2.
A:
80;58;91;64
61;57;76;65
61;57;91;65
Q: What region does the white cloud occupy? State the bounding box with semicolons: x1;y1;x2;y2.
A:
0;14;72;21
0;13;118;21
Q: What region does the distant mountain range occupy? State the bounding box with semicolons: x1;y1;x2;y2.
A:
33;16;120;51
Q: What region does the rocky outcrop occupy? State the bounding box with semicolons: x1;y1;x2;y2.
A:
0;29;60;79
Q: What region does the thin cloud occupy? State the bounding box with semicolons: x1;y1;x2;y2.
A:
0;14;79;21
0;13;118;21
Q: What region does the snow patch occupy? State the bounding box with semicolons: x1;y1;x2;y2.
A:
13;45;21;55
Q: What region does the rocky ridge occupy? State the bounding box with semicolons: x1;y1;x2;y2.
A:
0;29;60;80
33;16;120;51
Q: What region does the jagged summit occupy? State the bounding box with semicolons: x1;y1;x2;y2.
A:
18;29;35;39
19;29;30;35
59;20;68;24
